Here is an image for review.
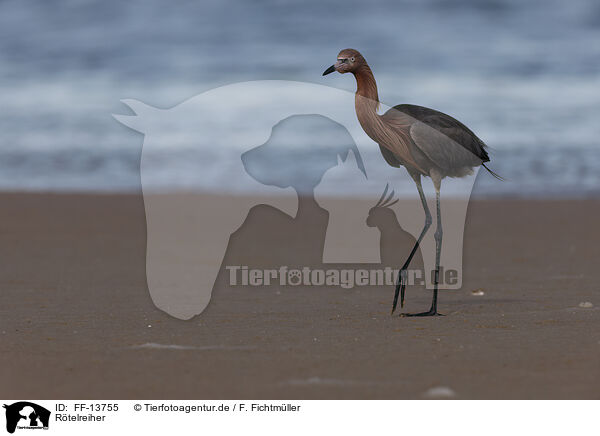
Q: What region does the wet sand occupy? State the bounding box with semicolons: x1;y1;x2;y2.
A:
0;192;598;399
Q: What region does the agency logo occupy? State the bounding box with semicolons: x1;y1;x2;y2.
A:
3;402;50;434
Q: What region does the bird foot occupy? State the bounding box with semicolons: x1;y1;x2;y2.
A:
399;310;444;317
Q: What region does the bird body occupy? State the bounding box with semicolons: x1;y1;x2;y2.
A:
323;48;498;316
348;49;490;181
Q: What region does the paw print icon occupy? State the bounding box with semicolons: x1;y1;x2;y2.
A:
287;270;302;286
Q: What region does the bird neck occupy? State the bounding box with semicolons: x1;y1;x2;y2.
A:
353;65;385;142
354;65;380;110
352;63;427;175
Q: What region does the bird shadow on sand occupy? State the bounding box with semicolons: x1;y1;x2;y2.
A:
211;115;423;306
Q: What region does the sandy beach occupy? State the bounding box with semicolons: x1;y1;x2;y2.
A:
0;192;598;399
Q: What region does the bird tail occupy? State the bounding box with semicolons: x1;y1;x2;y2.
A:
482;163;505;181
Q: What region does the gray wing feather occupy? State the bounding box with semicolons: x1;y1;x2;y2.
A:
409;121;484;172
393;104;489;163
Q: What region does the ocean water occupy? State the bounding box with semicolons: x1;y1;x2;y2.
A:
1;0;600;196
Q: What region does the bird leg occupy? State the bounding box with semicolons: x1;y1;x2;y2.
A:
391;176;431;314
400;182;444;317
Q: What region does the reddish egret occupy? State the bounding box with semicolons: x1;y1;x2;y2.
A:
323;48;500;317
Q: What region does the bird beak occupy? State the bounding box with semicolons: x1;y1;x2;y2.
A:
322;65;336;76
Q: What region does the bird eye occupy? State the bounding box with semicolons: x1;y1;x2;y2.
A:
351;57;355;62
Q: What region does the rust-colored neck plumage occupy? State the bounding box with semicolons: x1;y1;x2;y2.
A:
353;64;385;144
354;65;379;111
352;61;426;174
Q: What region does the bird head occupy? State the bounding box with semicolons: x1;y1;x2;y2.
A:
323;49;365;76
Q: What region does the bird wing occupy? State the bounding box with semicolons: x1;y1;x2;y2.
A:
386;104;489;172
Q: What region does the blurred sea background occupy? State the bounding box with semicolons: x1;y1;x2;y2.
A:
1;0;600;196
